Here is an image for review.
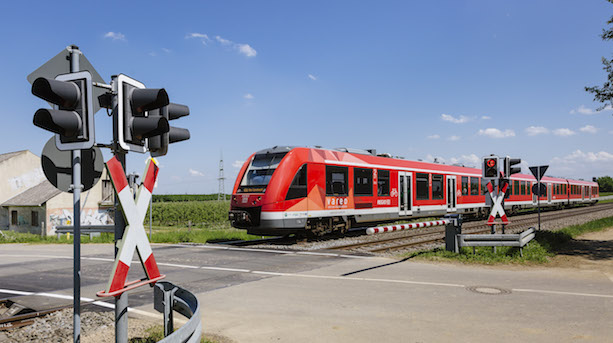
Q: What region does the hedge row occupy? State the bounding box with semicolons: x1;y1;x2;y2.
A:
148;200;231;226
152;194;231;202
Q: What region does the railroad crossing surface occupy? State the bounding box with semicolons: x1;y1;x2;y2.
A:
0;241;612;342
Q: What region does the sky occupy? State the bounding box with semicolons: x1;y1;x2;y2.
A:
1;0;612;194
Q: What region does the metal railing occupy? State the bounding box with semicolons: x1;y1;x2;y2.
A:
55;224;115;239
154;281;202;343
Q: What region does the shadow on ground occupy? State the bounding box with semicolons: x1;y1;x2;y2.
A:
535;230;613;261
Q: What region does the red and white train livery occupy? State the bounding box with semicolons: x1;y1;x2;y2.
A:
229;146;599;236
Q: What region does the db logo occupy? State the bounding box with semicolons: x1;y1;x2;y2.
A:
242;195;249;203
390;188;398;197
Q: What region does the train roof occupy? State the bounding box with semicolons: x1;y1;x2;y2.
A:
277;146;597;187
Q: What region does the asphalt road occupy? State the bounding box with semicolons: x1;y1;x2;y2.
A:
0;243;612;342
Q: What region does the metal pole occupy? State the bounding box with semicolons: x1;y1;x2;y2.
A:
537;168;541;231
69;45;82;343
149;196;152;240
111;75;129;343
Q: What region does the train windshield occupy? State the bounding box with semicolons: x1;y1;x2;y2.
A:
239;152;288;190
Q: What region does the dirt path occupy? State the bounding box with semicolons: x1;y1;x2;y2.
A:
548;227;613;280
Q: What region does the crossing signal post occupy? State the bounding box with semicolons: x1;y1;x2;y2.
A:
116;74;170;153
483;155;499;178
32;71;94;150
504;157;521;177
148;103;191;157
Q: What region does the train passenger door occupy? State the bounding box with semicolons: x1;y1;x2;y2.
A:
547;183;552;204
446;175;457;212
398;172;412;216
582;186;585;201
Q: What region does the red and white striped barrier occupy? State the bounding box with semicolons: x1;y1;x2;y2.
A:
97;157;164;297
366;219;451;235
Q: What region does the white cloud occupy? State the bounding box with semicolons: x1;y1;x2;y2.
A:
213;36;257;57
525;126;549;136
232;160;244;168
426;134;440;139
481;115;491;120
186;32;210;45
104;32;126;41
188;168;205;177
448;135;461;141
308;74;317;81
552;150;613;164
609;130;613;135
148;52;157;57
162;48;171;53
237;43;257;57
478;128;515;138
579;125;597;134
449;154;480;167
550;150;613;178
244;93;254;100
570;104;613;115
187;32;209;39
553;128;576;137
441;113;470;124
215;35;232;45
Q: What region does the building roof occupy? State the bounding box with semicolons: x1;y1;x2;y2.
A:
0;150;28;164
2;180;62;207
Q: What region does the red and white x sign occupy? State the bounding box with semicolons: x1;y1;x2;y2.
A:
103;157;162;294
486;181;509;225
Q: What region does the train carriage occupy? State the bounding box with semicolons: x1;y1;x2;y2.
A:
229;146;599;236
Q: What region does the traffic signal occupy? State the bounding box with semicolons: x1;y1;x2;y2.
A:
483;155;499;178
117;74;170;153
32;71;94;150
148;103;191;157
504;157;521;176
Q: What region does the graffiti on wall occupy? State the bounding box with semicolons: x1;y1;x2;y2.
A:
49;208;113;227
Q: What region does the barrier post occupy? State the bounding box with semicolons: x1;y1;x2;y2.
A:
444;214;462;253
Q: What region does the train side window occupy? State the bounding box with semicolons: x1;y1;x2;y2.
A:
377;170;390;196
354;168;373;196
513;180;519;195
286;164;308;200
416;173;429;200
520;181;526;195
326;166;348;196
461;176;468;196
432;174;444;199
482;180;487;195
470;177;479;196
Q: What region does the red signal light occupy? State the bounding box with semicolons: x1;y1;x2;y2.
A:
487;159;496;168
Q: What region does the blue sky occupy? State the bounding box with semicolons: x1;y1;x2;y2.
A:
1;0;612;194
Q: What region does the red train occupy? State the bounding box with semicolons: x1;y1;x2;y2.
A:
228;146;599;236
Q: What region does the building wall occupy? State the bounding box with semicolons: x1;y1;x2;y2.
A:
45;169;113;235
0;151;45;229
7;206;46;235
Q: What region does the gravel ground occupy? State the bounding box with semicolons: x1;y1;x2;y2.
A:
0;307;155;343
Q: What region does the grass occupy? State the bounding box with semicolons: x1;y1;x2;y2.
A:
401;216;613;265
600;192;613;196
0;222;262;244
130;325;216;343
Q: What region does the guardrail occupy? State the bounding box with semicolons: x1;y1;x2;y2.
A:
154;281;202;343
55;224;115;239
456;228;536;257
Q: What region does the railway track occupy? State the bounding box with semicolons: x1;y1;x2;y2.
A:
0;300;68;332
329;202;613;253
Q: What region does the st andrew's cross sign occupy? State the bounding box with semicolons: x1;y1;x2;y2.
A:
97;157;165;297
